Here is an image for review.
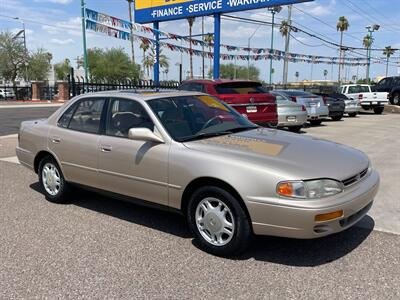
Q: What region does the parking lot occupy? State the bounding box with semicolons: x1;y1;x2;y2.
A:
0;110;399;298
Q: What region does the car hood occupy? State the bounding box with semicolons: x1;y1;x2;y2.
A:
183;128;369;181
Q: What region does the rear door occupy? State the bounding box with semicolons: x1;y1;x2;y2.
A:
49;97;106;188
212;82;277;124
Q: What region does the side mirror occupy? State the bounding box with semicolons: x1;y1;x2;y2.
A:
128;128;164;143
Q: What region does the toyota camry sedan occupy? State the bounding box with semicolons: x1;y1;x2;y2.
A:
16;91;380;256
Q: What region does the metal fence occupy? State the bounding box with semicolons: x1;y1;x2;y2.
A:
0;85;32;101
67;76;179;98
40;85;58;101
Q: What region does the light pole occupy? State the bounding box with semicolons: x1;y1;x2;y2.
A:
127;0;135;64
268;6;282;85
81;0;88;83
247;25;262;80
366;24;379;83
13;17;28;82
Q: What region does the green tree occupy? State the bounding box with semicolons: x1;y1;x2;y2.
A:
27;48;52;81
54;59;72;80
383;46;396;77
203;33;214;76
337;16;349;82
208;63;260;80
279;20;289;38
143;48;169;78
85;47;140;82
140;41;150;76
0;31;26;93
187;17;196;78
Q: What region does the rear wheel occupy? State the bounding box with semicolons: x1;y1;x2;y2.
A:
288;126;302;133
348;112;357;117
38;156;69;203
331;115;343;121
309;119;322;126
187;186;252;257
392;93;400;105
373;107;384;114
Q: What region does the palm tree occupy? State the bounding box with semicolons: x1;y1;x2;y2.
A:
144;48;169;77
295;71;299;82
337;16;349;83
323;69;328;80
203;33;214;77
279;20;289;38
140;41;150;77
187;17;196;78
383;46;396;77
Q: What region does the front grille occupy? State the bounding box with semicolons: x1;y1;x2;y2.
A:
342;168;369;187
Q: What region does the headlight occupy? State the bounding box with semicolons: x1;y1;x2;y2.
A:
277;179;343;199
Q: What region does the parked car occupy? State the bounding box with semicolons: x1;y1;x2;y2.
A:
270;91;307;132
16;91;380;257
340;84;388;114
315;93;346;121
178;80;277;126
0;88;15;100
373;76;400;105
273;90;329;125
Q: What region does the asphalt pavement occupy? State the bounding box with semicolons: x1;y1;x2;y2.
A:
0;111;399;299
0;105;60;135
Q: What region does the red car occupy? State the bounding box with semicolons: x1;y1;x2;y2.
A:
178;80;277;126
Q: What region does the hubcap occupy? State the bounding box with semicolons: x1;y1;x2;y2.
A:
394;96;400;105
42;163;61;196
195;197;235;246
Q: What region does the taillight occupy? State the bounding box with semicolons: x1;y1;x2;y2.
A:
290;96;297;102
358;94;363;100
301;105;306;111
322;96;328;105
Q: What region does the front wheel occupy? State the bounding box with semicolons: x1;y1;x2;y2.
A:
38;156;69;203
373;107;384;114
348;112;357;117
391;93;400;105
187;186;252;257
331;115;343;121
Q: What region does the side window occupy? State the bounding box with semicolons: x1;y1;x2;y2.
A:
106;98;154;138
58;103;78;128
180;83;203;92
68;98;105;134
178;83;190;91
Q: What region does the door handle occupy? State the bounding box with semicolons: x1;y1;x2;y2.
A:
100;145;112;152
51;137;61;144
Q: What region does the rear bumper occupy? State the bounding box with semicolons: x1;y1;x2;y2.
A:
345;106;361;113
16;146;34;171
277;112;307;127
306;106;329;120
245;169;379;239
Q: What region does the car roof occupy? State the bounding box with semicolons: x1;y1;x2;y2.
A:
75;89;205;101
181;79;260;85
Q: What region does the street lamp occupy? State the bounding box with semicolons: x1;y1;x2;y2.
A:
267;6;282;85
366;24;380;83
13;17;28;82
247;25;262;80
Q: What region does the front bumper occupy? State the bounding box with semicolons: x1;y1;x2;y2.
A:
245;169;379;239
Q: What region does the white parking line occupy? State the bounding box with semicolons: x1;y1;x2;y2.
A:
0;156;20;164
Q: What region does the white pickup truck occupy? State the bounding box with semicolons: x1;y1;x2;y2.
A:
340;84;388;114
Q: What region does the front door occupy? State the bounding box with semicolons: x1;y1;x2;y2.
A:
48;97;106;188
98;98;169;206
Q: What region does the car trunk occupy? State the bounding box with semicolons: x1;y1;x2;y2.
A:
214;82;277;124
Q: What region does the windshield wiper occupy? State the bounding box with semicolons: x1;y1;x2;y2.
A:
179;131;233;142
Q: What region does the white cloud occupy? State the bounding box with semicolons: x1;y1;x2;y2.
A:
34;0;73;4
50;38;75;45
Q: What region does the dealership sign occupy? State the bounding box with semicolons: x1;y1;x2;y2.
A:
134;0;311;24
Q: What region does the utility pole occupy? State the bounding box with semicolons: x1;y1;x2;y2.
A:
268;6;282;85
283;5;292;85
80;0;88;82
127;0;135;64
366;24;380;83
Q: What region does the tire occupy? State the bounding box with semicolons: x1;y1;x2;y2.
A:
373;107;384;114
392;93;400;105
348;112;357;117
38;156;69;203
187;186;252;257
331;115;343;121
309;119;322;126
288;125;302;133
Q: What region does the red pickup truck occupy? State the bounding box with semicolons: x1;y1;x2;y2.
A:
178;80;277;126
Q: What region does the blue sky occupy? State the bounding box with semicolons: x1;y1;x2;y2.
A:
1;0;399;82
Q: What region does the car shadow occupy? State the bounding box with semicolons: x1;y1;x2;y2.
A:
30;182;374;266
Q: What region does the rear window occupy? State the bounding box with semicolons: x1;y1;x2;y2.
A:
215;82;267;95
348;85;370;94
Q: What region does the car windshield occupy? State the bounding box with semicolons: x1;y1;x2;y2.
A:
215;82;268;94
348;85;370;93
147;95;257;142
